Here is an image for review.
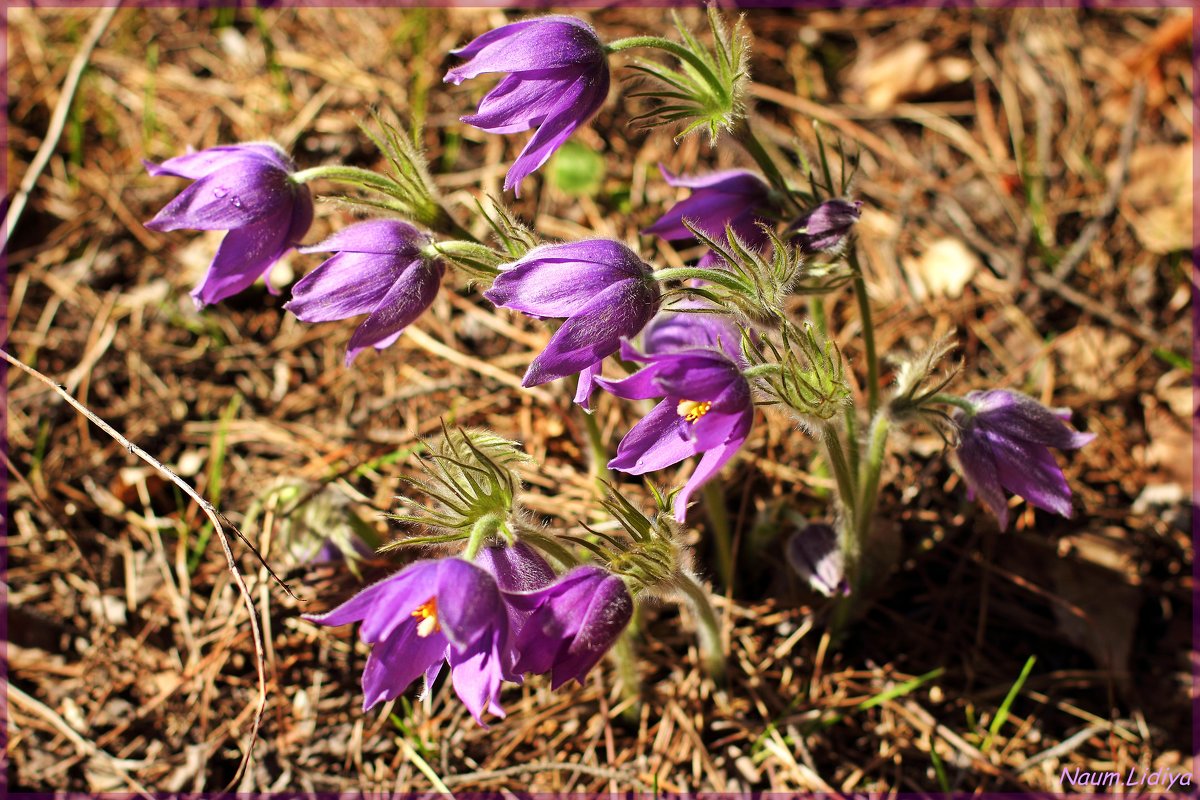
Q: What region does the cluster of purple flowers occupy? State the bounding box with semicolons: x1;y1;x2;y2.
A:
306;543;632;724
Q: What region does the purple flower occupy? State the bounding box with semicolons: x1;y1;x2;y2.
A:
953;389;1096;530
444;16;610;196
283;220;444;365
790;198;862;254
484;240;661;409
305;557;511;724
642;306;742;363
644;166;774;267
145;143;312;308
785;522;849;597
599;332;753;522
503;566;633;688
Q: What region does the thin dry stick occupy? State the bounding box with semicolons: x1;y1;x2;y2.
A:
1;347;268;789
4;2;120;250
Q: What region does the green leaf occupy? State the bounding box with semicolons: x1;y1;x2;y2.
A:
548;140;605;197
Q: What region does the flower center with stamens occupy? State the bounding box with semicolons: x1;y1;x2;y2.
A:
411;597;441;637
677;399;713;423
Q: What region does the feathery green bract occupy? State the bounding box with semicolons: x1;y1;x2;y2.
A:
628;8;749;143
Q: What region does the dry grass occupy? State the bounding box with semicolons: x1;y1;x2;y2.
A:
6;5;1193;793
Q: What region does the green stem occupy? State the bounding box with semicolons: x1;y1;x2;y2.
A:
701;482;734;591
610;629;642;720
853;412;892;584
652;266;750;294
463;512;502;560
604;36;724;101
675;572;726;684
929;393;977;415
731;120;794;206
580;407;612;498
291;164;398;193
848;247;880;415
820;422;857;537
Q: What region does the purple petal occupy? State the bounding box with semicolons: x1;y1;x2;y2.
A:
673;413;752;521
956;427;1010;529
361;621;447;710
550;574;632;689
449;628;508;725
522;278;657;386
445;17;603;84
462;69;585;135
344;260;444;364
300;219;427;256
968;390;1096;451
574;361;601;409
285;252;414;323
475;542;557;593
608;399;696;475
987;432;1075;518
189;211;293;308
485;240;646;317
435;559;504;651
145;143;290;180
643;310;741;358
145;161;294;232
504;73;608;196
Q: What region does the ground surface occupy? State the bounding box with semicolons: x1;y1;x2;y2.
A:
6;5;1194;794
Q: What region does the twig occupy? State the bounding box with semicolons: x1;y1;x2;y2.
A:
4;3;120;250
0;348;270;789
442;760;650;789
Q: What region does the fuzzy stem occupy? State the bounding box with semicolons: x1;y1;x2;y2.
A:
820;422;857;538
731;120;793;207
651;266;750;294
854;411;892;584
848;247;880;415
463;512;502;560
291;164;398;192
604;36;724;100
675;572;726;684
929;393;978;415
580;403;612;499
609;629;642;720
701;482;735;591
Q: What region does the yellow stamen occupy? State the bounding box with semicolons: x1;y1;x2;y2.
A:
677;399;713;423
411;597;441;638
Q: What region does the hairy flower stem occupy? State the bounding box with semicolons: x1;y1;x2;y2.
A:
290;164;473;241
820;422;857;540
701;482;735;591
730;120;795;211
848;247;880;416
463;512;503;560
929;393;978;416
604;36;725;101
610;629;642;720
651;266;751;294
675;572;727;684
581;405;612;498
854;412;892;585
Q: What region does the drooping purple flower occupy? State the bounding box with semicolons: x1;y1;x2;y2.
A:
789;198;862;255
503;565;633;689
444;16;610;196
599;335;754;523
785;522;849;597
644;166;774;267
283;220;444;365
484;240;661;409
305;557;511;724
144;143;312;308
642;306;743;363
952;389;1096;530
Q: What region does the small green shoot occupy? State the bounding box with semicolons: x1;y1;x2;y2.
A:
982;654;1036;753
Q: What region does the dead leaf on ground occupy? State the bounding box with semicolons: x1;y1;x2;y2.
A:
904;237;980;300
850;41;973;110
1118;143;1193;254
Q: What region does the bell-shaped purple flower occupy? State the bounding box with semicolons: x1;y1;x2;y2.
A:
642;306;742;363
786;522;849;597
445;16;610;196
790;198;862;254
305;557;511;724
503;565;633;689
953;389;1096;530
644;166;774;267
599;333;754;522
145;143;312;308
283;220;444;365
484;240;661;409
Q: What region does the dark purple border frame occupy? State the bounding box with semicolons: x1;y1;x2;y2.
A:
2;0;1195;796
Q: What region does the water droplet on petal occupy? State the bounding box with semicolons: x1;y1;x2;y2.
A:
231;196;243;208
212;187;228;199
